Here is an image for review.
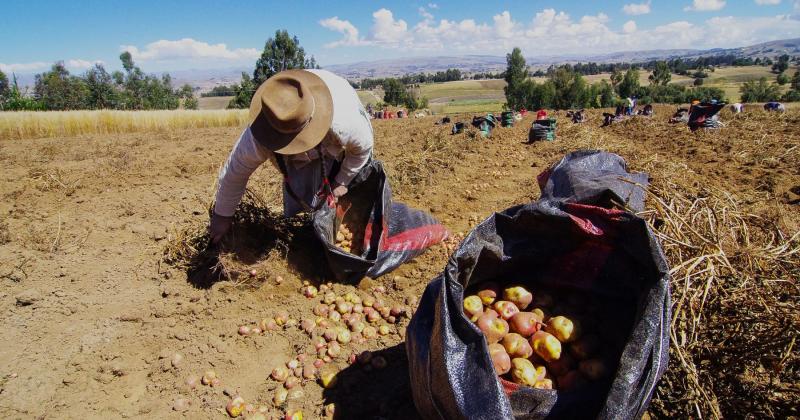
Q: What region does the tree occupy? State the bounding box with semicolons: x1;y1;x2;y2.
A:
228;73;255;109
596;80;616;107
772;54;790;74
184;96;199;110
253;30;310;87
776;72;790;85
649;61;671;86
120;51;135;72
617;68;640;98
740;77;781;102
382;78;406;106
791;71;800;91
504;47;529;110
693;78;704;86
0;70;9;105
610;69;624;90
34;62;90;110
84;64;117;109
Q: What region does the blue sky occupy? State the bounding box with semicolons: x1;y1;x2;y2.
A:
2;0;799;74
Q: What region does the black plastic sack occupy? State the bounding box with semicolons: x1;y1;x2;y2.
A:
313;160;448;283
688;103;725;131
407;151;670;419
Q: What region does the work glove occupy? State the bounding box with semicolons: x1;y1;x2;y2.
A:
209;212;233;244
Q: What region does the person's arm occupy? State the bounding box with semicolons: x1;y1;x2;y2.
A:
332;110;373;189
214;128;272;217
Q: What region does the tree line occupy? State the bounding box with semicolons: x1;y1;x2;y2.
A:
354;68;464;90
0;52;198;111
504;48;729;111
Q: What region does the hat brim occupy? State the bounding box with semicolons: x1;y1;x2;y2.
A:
249;70;334;155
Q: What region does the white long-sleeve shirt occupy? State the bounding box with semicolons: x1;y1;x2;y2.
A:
214;69;374;217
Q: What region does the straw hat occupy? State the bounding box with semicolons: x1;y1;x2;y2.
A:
248;70;333;155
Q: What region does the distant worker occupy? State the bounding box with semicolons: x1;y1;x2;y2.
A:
764;102;785;113
209;69;374;244
730;103;743;114
626;97;635;116
536;109;548;120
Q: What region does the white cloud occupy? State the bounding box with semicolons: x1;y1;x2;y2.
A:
319;7;800;56
623;1;651;15
120;38;259;62
319;17;365;47
66;59;105;70
493;11;515;38
684;0;727;11
0;61;49;73
754;0;780;4
0;59;105;74
370;8;408;44
428;3;438;9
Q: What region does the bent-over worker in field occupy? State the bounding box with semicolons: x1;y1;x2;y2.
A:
209;69;374;244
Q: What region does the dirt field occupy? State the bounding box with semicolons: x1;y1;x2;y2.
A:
0;106;797;419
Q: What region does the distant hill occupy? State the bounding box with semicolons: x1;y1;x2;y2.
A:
324;38;800;79
9;38;798;92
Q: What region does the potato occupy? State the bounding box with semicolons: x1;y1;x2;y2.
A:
503;286;533;310
488;343;511;375
530;331;562;362
502;333;533;359
510;358;546;386
545;316;579;343
476;312;509;344
546;353;575;377
556;370;587;391
463;295;484;319
493;301;520;320
509;311;543;337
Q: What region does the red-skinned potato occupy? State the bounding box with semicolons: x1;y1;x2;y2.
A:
476;312;509;344
493;301;520;320
502;333;533;359
578;359;608;380
510;358;546;386
530;331;562;362
547;353;575;377
488;343;511;375
546;316;579;343
503;286;533;310
463;295;483;318
477;283;500;306
556;370;587;391
569;334;600;360
509;312;543;337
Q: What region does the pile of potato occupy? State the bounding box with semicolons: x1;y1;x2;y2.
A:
227;281;414;418
335;222;358;254
463;283;608;391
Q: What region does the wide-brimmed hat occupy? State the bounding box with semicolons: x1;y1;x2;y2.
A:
248;70;333;155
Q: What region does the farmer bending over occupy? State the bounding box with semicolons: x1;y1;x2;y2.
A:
209;69;374;243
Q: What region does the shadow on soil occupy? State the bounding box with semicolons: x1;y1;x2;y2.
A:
322;343;421;419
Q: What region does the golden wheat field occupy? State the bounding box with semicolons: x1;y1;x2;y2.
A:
0;106;797;419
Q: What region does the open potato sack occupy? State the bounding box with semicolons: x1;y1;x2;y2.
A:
406;151;670;419
312;160;449;283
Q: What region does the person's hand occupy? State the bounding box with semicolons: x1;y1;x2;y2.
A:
332;184;348;201
209;213;233;244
